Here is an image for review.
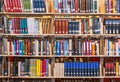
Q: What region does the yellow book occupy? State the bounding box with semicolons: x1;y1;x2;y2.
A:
99;0;105;13
116;61;119;76
112;0;116;13
36;59;40;76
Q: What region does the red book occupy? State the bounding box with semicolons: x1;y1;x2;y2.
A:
88;19;90;34
62;20;65;34
9;40;12;55
7;0;11;12
12;18;15;34
74;0;78;13
65;20;68;34
12;0;15;12
9;0;13;12
54;20;58;34
4;0;8;12
81;20;84;34
17;0;22;12
27;40;30;55
58;20;61;34
61;20;64;34
44;59;46;76
42;59;45;76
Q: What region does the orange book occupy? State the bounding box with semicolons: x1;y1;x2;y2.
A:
92;42;95;55
99;0;105;13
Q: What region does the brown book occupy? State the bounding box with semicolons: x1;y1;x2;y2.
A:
81;0;86;13
58;20;62;34
65;20;68;34
54;20;59;34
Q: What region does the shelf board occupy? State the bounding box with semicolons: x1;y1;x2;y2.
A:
0;76;10;78
2;55;120;58
10;76;54;79
3;12;54;15
3;55;53;58
54;76;102;79
4;34;120;37
2;12;120;16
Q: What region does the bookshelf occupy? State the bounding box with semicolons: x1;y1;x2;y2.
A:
1;0;120;82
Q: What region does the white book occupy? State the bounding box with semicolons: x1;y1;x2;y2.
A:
79;21;81;34
30;0;34;12
7;41;9;55
69;39;72;56
27;18;35;34
116;42;118;56
35;39;39;56
38;20;43;34
18;62;21;76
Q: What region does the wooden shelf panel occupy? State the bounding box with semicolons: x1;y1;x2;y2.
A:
10;76;54;79
0;76;10;78
1;55;120;58
3;12;120;16
3;34;120;37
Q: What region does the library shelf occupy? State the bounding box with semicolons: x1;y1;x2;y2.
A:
2;55;120;58
54;76;103;79
4;34;120;37
9;76;54;79
0;76;10;78
3;55;54;58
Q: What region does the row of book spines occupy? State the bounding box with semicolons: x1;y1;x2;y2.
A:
3;0;119;13
0;0;3;12
6;18;52;34
0;57;8;76
105;0;120;13
54;18;102;34
55;39;99;56
9;80;51;82
10;59;50;77
56;79;100;82
4;39;52;56
104;39;120;56
104;19;120;34
108;61;120;76
53;0;98;13
63;62;99;76
4;0;46;12
4;38;120;56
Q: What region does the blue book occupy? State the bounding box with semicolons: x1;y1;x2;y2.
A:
108;39;110;56
68;22;72;34
87;62;90;76
68;62;71;76
73;62;76;76
118;20;120;34
13;40;16;55
84;62;87;76
64;40;68;56
96;62;99;76
38;0;42;12
81;62;84;76
112;20;116;34
20;19;22;34
67;62;70;76
93;62;96;76
46;59;49;76
64;62;67;76
78;62;81;76
105;20;109;34
18;40;21;55
90;62;93;76
24;19;28;34
21;40;24;55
